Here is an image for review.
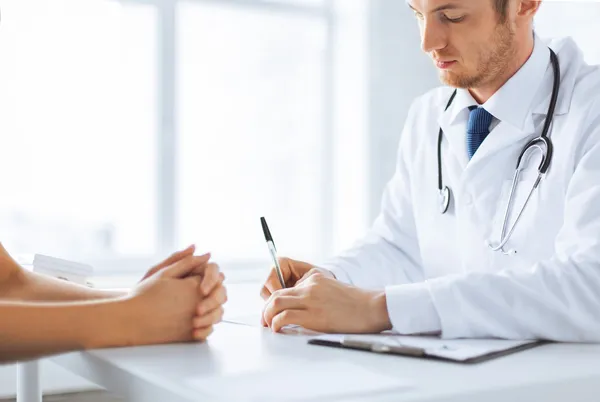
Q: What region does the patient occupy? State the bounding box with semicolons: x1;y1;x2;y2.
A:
0;243;227;364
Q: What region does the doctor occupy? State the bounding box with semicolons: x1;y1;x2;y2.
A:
260;0;600;341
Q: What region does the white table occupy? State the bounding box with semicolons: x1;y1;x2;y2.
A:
45;322;600;402
16;361;41;402
18;283;600;401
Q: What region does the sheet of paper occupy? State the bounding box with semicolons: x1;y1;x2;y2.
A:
224;314;322;335
313;334;537;362
224;313;263;327
187;361;412;402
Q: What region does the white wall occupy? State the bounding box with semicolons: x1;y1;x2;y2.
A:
366;0;439;221
535;1;600;65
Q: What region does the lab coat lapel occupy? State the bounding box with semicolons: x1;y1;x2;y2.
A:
468;120;535;168
463;118;540;198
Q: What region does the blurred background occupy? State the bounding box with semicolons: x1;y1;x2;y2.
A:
0;0;598;283
0;0;600;398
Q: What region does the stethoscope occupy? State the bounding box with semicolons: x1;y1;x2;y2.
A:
437;49;560;255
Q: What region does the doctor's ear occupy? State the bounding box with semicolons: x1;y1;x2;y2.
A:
516;1;542;19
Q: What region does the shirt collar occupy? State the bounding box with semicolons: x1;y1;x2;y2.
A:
446;34;550;132
447;88;477;124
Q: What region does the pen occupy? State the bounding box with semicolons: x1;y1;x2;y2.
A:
261;217;286;289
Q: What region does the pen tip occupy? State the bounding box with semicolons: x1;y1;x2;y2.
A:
260;217;272;242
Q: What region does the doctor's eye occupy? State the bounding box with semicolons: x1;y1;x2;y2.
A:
442;14;466;23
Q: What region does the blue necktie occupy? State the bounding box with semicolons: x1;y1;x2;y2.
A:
466;106;493;159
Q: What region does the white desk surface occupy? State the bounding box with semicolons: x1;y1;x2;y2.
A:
50;284;600;402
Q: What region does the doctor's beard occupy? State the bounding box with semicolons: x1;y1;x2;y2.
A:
439;19;517;89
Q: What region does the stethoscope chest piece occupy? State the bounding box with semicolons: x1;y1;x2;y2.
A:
440;186;451;214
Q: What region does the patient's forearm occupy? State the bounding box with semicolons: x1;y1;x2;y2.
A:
0;244;126;302
0;299;131;364
7;270;126;302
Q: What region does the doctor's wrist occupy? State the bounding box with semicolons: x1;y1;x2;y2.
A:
367;291;393;333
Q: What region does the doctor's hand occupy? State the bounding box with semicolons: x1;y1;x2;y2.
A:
260;257;335;300
262;273;392;334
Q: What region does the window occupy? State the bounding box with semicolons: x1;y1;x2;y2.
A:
177;2;328;265
0;0;158;259
1;0;368;277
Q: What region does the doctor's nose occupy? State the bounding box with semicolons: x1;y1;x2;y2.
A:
420;21;447;54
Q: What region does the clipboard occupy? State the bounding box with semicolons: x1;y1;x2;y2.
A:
308;334;545;364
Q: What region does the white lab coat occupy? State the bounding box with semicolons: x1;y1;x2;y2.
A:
321;36;600;341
